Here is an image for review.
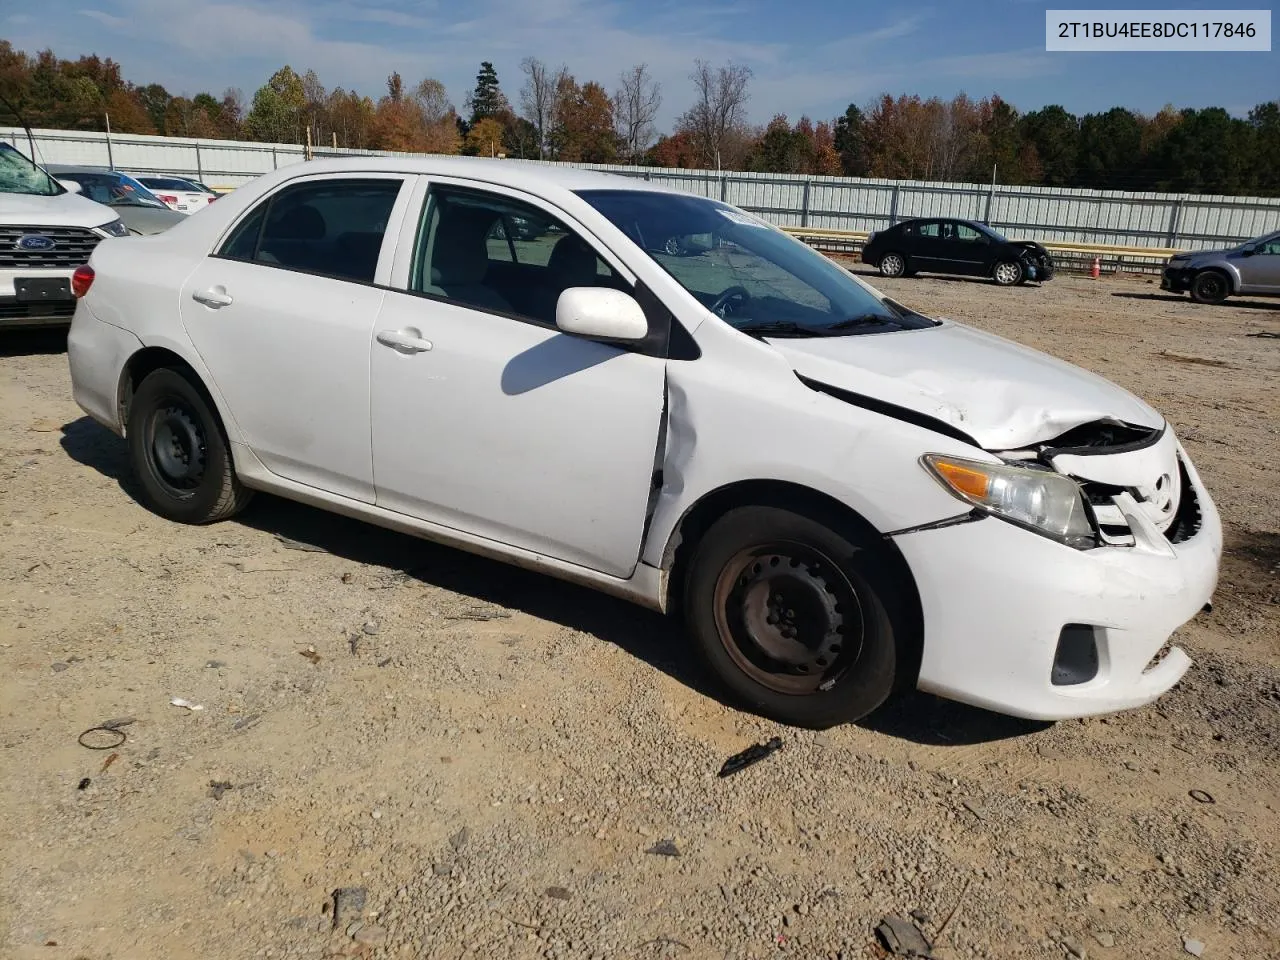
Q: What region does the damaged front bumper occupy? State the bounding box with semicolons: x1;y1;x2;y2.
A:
1022;255;1055;282
1161;264;1193;293
891;438;1221;721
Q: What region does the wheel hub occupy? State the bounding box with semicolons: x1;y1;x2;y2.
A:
714;545;863;695
151;405;206;489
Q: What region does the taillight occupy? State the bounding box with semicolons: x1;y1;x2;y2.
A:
158;194;178;204
71;264;95;298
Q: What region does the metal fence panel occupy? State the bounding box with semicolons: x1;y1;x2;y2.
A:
6;127;1279;251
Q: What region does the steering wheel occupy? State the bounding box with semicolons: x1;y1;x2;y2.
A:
710;285;750;318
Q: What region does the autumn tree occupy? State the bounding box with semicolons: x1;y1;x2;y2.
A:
246;65;306;142
646;131;699;167
465;116;505;156
678;59;752;170
549;78;617;162
613;63;661;163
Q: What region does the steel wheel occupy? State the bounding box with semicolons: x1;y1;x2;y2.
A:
145;403;207;497
127;367;252;524
879;253;906;277
993;260;1023;285
711;541;865;695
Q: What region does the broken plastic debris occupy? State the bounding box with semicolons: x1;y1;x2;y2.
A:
876;915;935;957
718;737;783;777
170;698;205;711
77;777;91;791
646;839;681;857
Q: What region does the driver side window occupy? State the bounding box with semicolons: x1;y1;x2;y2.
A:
407;186;624;327
955;224;984;243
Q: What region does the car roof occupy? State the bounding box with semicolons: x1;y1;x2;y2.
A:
257;155;680;196
45;164;125;174
897;217;984;227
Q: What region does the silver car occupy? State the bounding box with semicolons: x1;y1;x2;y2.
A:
1161;229;1280;304
44;165;185;236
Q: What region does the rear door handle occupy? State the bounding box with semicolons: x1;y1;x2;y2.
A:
192;288;233;308
376;329;433;353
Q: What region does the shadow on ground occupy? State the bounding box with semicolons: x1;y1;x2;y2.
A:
0;328;68;357
59;414;1043;746
1111;292;1280;312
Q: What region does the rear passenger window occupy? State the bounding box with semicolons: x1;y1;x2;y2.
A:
217;178;402;284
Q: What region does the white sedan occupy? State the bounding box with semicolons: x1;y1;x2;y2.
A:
130;175;216;214
65;157;1222;727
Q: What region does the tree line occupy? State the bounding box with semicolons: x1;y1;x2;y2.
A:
1;41;1276;196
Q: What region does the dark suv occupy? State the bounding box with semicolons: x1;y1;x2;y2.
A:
862;218;1055;286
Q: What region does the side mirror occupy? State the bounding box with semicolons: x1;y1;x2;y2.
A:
58;178;83;194
555;287;648;341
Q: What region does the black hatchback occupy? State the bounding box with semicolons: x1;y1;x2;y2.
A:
861;218;1054;286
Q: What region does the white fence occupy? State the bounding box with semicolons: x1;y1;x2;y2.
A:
7;126;1280;251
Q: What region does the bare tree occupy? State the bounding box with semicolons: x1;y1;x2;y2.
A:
613;63;661;163
520;57;569;159
412;78;453;126
679;59;752;171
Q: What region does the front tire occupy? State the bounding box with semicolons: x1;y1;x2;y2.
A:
1190;270;1230;304
992;260;1023;286
127;367;252;524
683;506;899;728
878;252;907;278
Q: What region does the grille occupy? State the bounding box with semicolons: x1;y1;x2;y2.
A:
0;225;102;269
0;300;76;320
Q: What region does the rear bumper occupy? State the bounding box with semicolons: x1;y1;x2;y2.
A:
67;301;141;435
0;266;77;328
894;457;1222;721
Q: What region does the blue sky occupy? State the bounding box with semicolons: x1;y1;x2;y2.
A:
4;1;1276;127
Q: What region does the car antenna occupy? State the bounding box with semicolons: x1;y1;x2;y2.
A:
0;93;39;166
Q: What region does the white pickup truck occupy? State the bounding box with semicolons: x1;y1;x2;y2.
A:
0;141;134;328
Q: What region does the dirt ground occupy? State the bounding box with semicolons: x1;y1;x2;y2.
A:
1;270;1277;960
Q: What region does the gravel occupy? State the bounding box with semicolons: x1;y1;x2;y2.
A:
1;275;1278;959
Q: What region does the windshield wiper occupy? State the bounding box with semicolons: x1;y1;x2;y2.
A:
733;320;821;338
825;313;896;331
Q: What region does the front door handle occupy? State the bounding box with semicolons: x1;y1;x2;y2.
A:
192;287;233;308
376;329;433;353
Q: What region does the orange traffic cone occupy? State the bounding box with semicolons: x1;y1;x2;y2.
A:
1090;256;1101;279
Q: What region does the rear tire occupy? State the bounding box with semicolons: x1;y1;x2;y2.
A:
683;506;899;728
878;252;907;278
127;367;252;524
1190;270;1230;304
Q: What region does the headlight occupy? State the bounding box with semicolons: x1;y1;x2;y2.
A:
922;454;1095;548
94;219;130;238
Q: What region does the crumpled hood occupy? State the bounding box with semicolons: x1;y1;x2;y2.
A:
770;321;1164;450
0;189;117;228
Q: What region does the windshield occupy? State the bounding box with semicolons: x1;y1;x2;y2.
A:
0;143;63;196
978;222;1007;242
577;189;939;336
53;171;168;208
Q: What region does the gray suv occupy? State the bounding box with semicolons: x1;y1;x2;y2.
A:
1161;229;1280;304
